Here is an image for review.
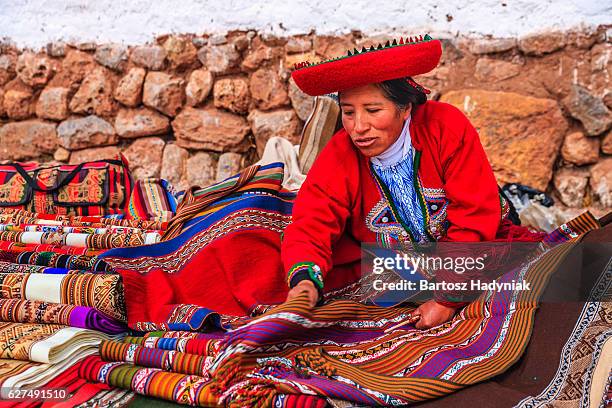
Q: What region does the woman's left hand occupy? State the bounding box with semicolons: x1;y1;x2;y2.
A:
413;300;458;330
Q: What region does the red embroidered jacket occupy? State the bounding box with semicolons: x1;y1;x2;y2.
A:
281;100;507;295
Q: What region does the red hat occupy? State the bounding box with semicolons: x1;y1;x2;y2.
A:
292;34;442;96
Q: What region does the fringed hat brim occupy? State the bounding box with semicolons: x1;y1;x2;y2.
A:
291;35;442;96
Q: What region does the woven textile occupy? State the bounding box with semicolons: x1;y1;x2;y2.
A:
0;273;126;322
101;163;295;330
0;250;111;272
0;299;125;334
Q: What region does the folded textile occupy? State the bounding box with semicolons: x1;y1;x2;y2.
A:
0;222;162;235
0;250;112;272
123;335;219;355
0;299;126;334
0;230;161;249
0;241;101;256
127;179;177;223
0;273;126;322
79;355;216;406
100;340;213;377
101;163;295;329
0;208;166;230
0;322;119;363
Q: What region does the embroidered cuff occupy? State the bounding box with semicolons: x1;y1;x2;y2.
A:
287;262;324;291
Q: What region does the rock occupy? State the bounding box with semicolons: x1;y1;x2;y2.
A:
553;167;589;207
172;107;250;152
192;37;208;48
160;143;189;190
114;67;146;107
561;131;600;165
52;50;96;90
474;58;521;82
589;43;611;105
216;152;242;181
209;34;227;46
46;42;67;57
130;45;167;70
75;42;97;51
241;44;279;71
57;115;117;150
3;80;34;120
288;78;314;121
197;44;240;75
249;68;289;110
232;34;250;52
0;54;16;86
94;43;128;71
518;31;566;56
468;38;517;54
162;36;198;70
36;86;70;121
564;85;612;136
69;67;117;116
286;37;312;54
441;90;568;190
142;72;184;117
567;29;598;49
589;158;612;208
123;137;166;180
16;52;54;88
185;69;213;107
53;147;70;162
248;109;301;156
0;120;58;160
186;152;216;188
602;130;612;154
115;107;171;138
213;77;250;114
69;146;121;164
0;87;4;117
314;36;353;59
284;51;317;70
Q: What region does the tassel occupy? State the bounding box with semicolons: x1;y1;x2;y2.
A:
385;40;390;47
424;33;432;40
377;43;383;49
347;50;352;56
353;47;359;54
419;34;423;41
361;46;367;52
399;37;404;44
369;45;375;51
392;39;397;46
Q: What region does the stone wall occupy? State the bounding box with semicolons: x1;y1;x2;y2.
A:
0;27;610;210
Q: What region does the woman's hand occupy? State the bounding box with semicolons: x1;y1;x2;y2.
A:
413;300;458;330
286;280;319;307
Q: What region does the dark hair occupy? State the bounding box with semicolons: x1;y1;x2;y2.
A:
375;77;427;110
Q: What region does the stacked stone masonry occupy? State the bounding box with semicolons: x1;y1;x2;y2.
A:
0;27;610;209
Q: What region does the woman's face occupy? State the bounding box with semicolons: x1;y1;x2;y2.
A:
340;84;411;157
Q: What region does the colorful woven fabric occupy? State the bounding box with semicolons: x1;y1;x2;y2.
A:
0;208;166;230
101;163;295;330
0;322;117;363
0;241;102;256
0;299;125;334
127;179;177;223
0;273;126;322
100;340;213;377
0;250;111;272
0;230;160;249
0;222;161;235
78;355;217;406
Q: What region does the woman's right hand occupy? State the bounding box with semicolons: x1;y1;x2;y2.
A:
286;280;319;307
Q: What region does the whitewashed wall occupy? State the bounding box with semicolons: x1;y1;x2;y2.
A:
0;0;610;48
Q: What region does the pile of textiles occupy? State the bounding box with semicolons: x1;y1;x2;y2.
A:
0;177;176;407
1;162;609;407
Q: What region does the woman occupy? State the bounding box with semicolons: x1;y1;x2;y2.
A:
283;35;542;329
